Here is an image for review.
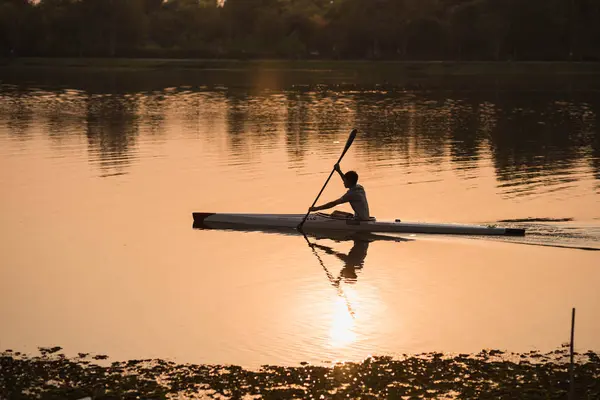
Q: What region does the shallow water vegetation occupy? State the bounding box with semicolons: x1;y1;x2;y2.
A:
1;347;599;399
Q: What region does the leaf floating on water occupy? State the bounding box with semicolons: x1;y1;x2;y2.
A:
39;346;62;355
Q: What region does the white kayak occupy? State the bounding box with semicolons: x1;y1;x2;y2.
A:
192;212;525;236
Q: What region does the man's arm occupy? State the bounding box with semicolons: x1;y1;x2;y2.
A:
309;196;348;212
334;163;346;184
308;164;348;212
312;243;349;263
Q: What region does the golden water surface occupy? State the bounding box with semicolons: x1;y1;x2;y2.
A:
1;77;599;367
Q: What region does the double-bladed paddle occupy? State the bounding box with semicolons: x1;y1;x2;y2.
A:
297;129;357;230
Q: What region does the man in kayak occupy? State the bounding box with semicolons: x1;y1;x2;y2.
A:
309;163;370;220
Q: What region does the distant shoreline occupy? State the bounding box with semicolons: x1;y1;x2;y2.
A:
2;57;600;76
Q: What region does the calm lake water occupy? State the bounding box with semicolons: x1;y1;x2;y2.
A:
1;68;599;368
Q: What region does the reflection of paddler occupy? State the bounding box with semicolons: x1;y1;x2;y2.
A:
304;231;412;317
311;238;369;284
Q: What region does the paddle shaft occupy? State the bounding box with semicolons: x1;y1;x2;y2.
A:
297;129;357;230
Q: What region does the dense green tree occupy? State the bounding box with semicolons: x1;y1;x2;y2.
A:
149;0;221;56
77;0;148;56
35;0;83;56
281;0;331;56
0;0;598;60
0;0;35;56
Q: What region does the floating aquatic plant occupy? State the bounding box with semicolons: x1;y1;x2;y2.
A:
1;347;599;399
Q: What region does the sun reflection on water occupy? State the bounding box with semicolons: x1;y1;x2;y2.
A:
328;297;357;348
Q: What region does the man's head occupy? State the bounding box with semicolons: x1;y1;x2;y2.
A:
344;170;358;188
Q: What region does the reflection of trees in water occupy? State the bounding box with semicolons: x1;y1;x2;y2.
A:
310;93;353;137
138;94;166;138
225;92;284;158
557;99;599;183
448;100;488;174
487;95;598;197
85;94;140;176
353;94;495;170
225;94;251;157
176;91;226;140
283;91;353;166
348;90;598;195
590;113;600;182
221;88;598;194
159;90;229;145
1;93;34;138
44;91;88;154
1;84;598;190
354;93;477;174
409;100;450;164
225;90;356;165
350;92;599;195
284;92;312;165
352;94;413;164
1;88;88;144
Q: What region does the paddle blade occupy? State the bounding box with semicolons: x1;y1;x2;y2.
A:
338;128;357;161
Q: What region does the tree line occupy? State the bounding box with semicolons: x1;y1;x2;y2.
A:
1;0;599;60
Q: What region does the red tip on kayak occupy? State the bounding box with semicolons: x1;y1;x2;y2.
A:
192;213;215;225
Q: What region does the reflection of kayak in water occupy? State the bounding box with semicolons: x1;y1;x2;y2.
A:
309;230;412;244
192;212;525;236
